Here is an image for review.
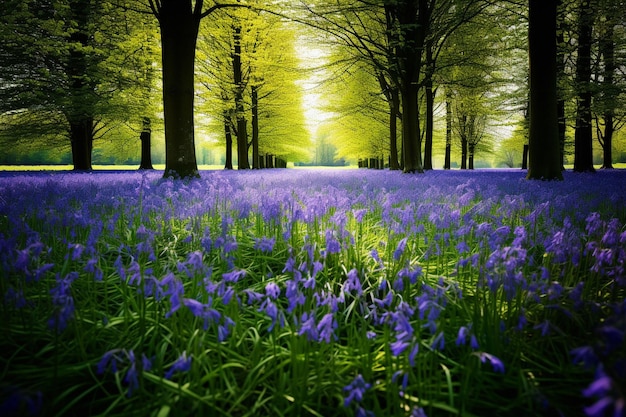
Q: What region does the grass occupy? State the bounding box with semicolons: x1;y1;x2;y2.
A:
1;168;625;417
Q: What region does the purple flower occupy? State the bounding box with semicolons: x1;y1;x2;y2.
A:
392;370;409;390
317;312;337;343
97;349;151;397
123;351;140;397
582;366;624;417
474;352;505;373
183;298;221;330
431;331;445;351
571;346;598;369
265;282;280;299
259;298;283;332
186;251;204;272
48;272;77;331
325;230;341;255
390;339;410;356
160;272;184;318
84;257;103;281
411;406;428;417
165;351;192;380
343;268;363;296
393;237;408;261
254;237;276;253
218;316;235;342
298;312;319;341
456;326;470;346
222;269;246;283
127;261;141;285
343;374;371;407
0;387;42;417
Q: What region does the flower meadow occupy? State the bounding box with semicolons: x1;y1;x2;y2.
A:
1;168;625;417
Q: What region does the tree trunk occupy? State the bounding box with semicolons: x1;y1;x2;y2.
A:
232;25;250;170
444;91;452;169
573;0;595;173
70;118;93;171
423;49;435;171
527;0;563;180
224;111;233;170
377;72;401;171
389;88;401;170
251;85;260;169
396;0;426;173
522;144;529;169
468;143;475;170
139;117;154;170
66;0;94;172
460;133;468;170
556;0;567;170
599;20;615;169
159;0;200;178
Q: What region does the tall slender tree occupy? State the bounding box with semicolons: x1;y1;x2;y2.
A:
527;0;563;180
573;0;596;172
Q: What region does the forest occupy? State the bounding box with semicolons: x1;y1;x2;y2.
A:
1;0;625;177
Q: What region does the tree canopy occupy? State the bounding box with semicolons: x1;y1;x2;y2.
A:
1;0;625;175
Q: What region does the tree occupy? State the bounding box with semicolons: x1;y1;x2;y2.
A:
0;0;159;170
527;0;563;180
573;0;596;172
197;9;310;168
147;0;253;178
594;0;626;169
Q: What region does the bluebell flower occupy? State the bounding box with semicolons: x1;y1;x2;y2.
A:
48;272;77;331
408;342;420;366
160;272;184;318
474;352;505;373
265;282;280;299
325;230;341;255
127;261;141;285
343;268;363;296
317;312;337;343
343;374;371;407
393;237;408;261
186;251;204;272
259;298;283;332
165;351;192;380
243;289;264;305
456;326;470;346
84;257;103;281
114;255;126;280
254;236;276;253
0;387;42;417
356;406;376;417
218;316;235;342
223;269;246;284
456;241;471;254
410;406;428;417
431;331;445;351
582;366;624;417
183;298;221;330
390;339;410;356
4;287;27;309
298;312;318;341
123;351;140;397
392;370;409;390
97;349;151;397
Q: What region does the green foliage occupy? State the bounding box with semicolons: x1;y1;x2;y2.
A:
0;0;161;165
197;8;311;164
